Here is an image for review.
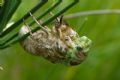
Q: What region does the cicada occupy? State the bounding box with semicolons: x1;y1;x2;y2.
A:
19;12;92;66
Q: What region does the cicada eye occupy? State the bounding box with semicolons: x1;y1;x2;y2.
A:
76;46;83;51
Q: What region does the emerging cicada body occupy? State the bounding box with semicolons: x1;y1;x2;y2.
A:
19;13;92;66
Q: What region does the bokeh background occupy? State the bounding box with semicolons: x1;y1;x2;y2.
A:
1;0;120;80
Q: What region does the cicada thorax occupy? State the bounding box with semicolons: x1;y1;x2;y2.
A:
19;13;92;66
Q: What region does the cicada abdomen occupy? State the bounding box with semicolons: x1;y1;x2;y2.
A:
19;13;92;66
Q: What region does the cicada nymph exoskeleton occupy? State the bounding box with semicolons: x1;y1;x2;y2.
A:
19;12;92;66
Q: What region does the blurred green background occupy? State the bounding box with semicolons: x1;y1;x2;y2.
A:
1;0;120;80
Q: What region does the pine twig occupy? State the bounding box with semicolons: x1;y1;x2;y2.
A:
64;9;120;19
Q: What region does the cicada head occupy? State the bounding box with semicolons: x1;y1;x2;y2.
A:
64;35;92;66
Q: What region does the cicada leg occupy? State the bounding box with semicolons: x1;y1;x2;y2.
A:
23;19;33;36
29;12;50;35
49;12;64;39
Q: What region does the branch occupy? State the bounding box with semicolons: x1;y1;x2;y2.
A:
64;9;120;19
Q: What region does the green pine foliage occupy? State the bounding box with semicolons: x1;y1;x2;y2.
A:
0;0;120;80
